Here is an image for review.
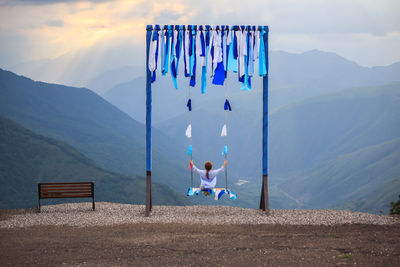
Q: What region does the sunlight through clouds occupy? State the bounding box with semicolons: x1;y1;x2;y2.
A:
0;0;399;67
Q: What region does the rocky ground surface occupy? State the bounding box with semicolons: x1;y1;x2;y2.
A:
1;202;399;266
0;202;397;228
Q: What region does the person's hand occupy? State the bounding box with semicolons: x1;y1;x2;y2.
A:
190;160;193;166
223;160;228;167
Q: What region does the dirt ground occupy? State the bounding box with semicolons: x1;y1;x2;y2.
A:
1;220;400;266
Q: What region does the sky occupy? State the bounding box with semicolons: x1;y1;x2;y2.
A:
0;0;399;68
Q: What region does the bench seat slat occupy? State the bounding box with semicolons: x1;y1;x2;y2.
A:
40;194;93;199
40;188;92;192
39;182;93;185
40;185;92;188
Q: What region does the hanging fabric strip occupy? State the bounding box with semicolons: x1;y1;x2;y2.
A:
152;25;160;83
162;26;171;76
189;26;197;87
224;99;232;111
185;124;192;138
170;26;182;89
259;28;267;77
187;145;192;155
222;145;228;155
160;27;165;75
201;25;210;94
233;28;238;60
227;26;237;72
183;26;190;77
207;27;215;78
248;27;255;77
241;27;252;91
176;26;183;73
148;30;155;71
238;26;247;79
254;29;260;62
212;26;226;85
221;124;227;137
186;98;192;111
149;26;160;83
224;25;229;76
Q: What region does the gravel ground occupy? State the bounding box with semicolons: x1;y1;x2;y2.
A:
1;202;398;228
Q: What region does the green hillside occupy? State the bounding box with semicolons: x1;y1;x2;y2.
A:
269;83;400;175
0;116;191;209
0;69;192;194
156;82;400;213
281;138;400;213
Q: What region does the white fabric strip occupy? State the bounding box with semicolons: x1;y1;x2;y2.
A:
148;30;157;72
185;124;192;138
212;29;222;74
254;30;260;62
185;28;190;75
221;124;227;137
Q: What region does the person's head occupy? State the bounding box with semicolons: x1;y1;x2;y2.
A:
205;161;212;179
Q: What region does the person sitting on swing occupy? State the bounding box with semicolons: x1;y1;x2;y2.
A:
190;160;228;196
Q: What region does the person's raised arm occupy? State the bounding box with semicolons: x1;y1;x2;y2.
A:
190;160;201;174
213;160;227;175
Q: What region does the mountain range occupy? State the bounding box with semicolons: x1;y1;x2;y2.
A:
0;69;284;209
103;49;400;124
0;115;190;209
2;47;399;213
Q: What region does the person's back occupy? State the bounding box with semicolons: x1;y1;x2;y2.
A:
190;160;227;189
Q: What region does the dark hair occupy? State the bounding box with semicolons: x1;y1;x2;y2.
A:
205;161;212;179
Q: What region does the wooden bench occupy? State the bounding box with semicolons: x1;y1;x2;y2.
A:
38;182;95;212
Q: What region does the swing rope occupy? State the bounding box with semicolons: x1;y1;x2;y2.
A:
224;77;228;190
188;84;194;187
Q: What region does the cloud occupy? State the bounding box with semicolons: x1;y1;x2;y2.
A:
44;19;64;27
1;0;109;5
0;0;399;67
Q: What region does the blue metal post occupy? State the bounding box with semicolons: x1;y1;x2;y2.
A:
260;26;270;214
145;25;152;216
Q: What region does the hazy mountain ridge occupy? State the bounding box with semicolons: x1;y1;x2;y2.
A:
103;50;400;124
0;68;195;195
281;138;400;213
155;82;400;213
0;115;190;209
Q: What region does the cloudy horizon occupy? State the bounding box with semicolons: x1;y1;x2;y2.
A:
0;0;399;69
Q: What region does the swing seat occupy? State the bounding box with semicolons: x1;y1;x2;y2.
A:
186;187;237;200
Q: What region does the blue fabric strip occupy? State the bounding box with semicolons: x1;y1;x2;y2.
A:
224;99;232;111
240;31;252;91
259;29;267;77
201;26;211;94
160;29;165;76
222;145;228;155
227;27;237;72
162;26;171;76
186;98;192;111
189;26;196;87
212;29;225;85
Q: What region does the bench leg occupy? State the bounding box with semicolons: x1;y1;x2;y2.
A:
92;197;95;211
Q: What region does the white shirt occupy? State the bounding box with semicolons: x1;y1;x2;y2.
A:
192;165;225;188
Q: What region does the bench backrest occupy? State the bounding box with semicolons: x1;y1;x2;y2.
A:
39;182;94;199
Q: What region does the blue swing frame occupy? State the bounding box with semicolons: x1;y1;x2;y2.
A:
145;25;269;216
